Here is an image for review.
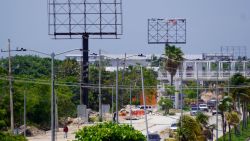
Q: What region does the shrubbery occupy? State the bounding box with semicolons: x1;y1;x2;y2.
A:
0;132;27;141
75;122;146;141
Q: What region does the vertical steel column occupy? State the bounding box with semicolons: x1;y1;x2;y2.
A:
82;34;89;106
80;56;83;105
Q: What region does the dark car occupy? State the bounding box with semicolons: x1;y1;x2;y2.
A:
190;106;199;116
212;108;222;115
147;133;161;141
207;99;216;109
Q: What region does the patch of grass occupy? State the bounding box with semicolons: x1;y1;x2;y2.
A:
218;119;250;141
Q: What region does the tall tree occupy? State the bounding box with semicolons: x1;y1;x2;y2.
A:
218;96;233;141
158;97;173;115
177;115;206;141
164;44;184;85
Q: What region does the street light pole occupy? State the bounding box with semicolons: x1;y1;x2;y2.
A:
196;62;199;112
51;52;56;141
7;39;14;134
24;89;26;137
98;49;102;121
111;86;114;120
140;65;149;141
216;60;219;141
129;83;132;126
115;58;119;123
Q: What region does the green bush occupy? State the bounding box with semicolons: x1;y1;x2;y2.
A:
168;112;176;116
75;122;146;141
0;132;27;141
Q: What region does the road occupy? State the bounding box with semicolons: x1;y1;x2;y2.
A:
27;112;224;141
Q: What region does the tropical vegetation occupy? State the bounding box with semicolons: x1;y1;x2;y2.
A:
74;122;146;141
0;55;157;133
164;44;184;86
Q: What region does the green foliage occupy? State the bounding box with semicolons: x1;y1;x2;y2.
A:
158;97;173;115
183;81;197;99
0;109;7;130
195;112;209;126
177;115;205;141
218;119;250;141
75;122;146;141
0;132;27;141
164;44;184;85
0;55;158;131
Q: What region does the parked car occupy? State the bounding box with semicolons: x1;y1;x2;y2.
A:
199;104;209;112
147;133;161;141
190;106;199;116
137;105;153;113
170;123;178;131
207;99;216;109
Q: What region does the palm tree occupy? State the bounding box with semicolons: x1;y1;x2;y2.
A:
195;112;214;140
230;73;250;131
177;115;206;141
225;111;240;141
164;44;184;86
218;96;233;141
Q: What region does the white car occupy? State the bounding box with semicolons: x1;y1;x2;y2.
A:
199;104;208;112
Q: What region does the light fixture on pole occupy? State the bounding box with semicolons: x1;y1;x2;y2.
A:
140;65;149;141
1;39;27;134
216;60;219;141
98;49;102;121
22;48;82;141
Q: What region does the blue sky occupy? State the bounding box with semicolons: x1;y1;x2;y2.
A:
1;0;250;59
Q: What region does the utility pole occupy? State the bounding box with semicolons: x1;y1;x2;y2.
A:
115;58;119;123
1;40;27;134
24;89;26;137
196;62;199;112
216;60;219;141
111;86;114;119
129;83;132;126
51;52;55;141
8;39;14;134
98;49;102;121
121;53;126;107
141;65;149;141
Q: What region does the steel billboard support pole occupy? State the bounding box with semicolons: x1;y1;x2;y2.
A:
82;34;89;106
80;56;83;105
